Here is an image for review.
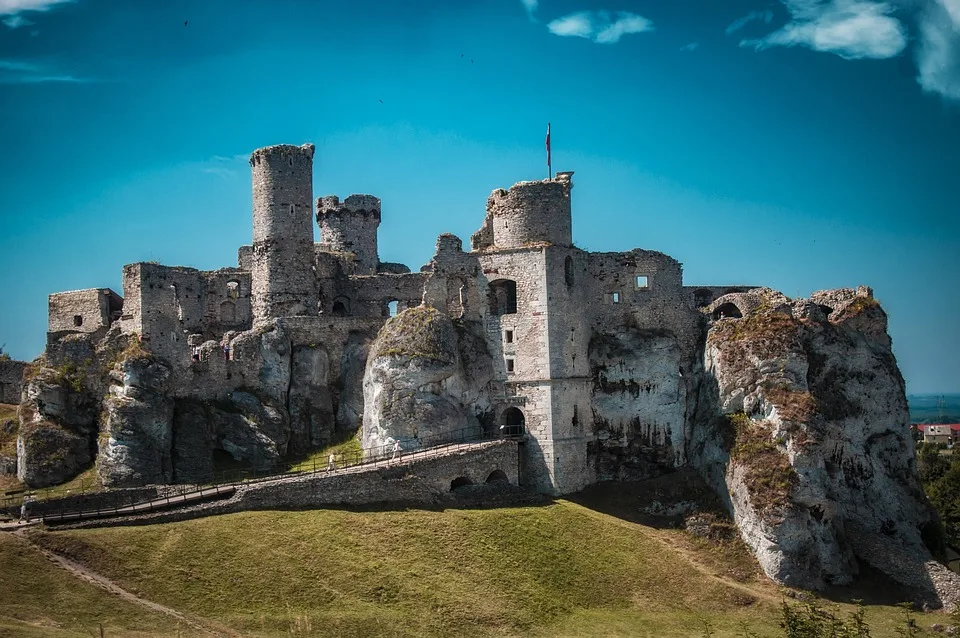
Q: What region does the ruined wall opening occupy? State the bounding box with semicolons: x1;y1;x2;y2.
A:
383;300;399;318
73;315;83;327
446;277;465;318
488;279;517;315
486;469;509;484
564;256;574;287
227;281;240;299
712;303;742;320
450;476;473;491
332;296;350;317
817;304;834;318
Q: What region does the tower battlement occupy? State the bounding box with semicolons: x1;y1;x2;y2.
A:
316;194;381;275
486;173;574;250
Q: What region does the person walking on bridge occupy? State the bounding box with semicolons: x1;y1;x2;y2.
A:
327;452;336;471
392;439;401;462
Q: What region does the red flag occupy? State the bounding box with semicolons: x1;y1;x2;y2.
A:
546;123;551;172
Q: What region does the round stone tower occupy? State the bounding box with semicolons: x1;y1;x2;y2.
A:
250;143;318;325
489;172;573;250
316;194;381;275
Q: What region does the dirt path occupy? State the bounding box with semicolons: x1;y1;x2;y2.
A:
8;529;240;638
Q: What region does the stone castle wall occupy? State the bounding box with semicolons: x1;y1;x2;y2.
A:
48;288;121;334
0;358;26;404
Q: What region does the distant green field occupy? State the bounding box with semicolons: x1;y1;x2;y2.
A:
909;394;960;424
0;482;950;637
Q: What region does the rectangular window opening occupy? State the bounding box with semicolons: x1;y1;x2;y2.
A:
506;358;515;373
611;292;621;304
505;330;514;344
636;275;649;289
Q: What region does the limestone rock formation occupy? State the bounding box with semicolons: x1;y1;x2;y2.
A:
362;306;493;454
16;364;98;487
692;287;959;609
98;355;175;487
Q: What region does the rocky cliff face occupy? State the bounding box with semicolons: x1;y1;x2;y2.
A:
691;287;959;609
589;327;687;481
362;306;493;455
17;362;98;487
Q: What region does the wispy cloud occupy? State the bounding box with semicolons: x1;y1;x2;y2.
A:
680;42;699;52
740;0;907;60
915;0;960;101
547;10;654;44
726;9;774;35
0;58;99;83
520;0;537;21
2;14;32;27
201;154;250;181
0;0;74;15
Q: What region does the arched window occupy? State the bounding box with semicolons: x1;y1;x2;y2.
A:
383;300;399;317
564;256;574;287
488;279;517;315
712;302;743;320
227;281;240;299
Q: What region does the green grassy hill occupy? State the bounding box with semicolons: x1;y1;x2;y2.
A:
0;481;948;637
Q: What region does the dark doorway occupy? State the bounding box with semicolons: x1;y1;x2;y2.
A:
450;476;473;491
486;469;509;484
712;302;743;320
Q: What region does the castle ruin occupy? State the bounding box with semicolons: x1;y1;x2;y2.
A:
9;142;958;607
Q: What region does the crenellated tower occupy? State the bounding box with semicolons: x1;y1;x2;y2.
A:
250;143;318;326
316;194;381;275
487;172;573;250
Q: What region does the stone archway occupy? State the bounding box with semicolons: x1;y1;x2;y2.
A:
500;407;525;438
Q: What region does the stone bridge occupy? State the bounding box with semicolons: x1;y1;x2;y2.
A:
41;439;523;529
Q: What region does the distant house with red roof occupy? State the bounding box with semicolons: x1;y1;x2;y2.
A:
913;424;960;445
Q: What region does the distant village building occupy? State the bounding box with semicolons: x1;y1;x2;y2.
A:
916;424;960;446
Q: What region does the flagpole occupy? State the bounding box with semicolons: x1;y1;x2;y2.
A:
546;122;552;180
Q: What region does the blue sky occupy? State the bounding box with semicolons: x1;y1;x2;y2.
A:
0;0;957;394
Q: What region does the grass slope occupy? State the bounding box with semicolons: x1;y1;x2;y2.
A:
9;496;944;638
0;533;176;637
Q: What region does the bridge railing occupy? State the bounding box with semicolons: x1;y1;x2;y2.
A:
4;423;526;520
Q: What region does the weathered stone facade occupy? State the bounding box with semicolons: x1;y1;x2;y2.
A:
0;358;26;405
18;141;952;608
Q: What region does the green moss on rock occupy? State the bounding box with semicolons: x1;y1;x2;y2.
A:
373;306;457;363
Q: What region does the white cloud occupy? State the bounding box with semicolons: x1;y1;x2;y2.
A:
680;42;699;51
726;9;774;35
0;0;73;14
915;0;960;101
742;0;907;59
547;10;653;44
2;14;32;27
